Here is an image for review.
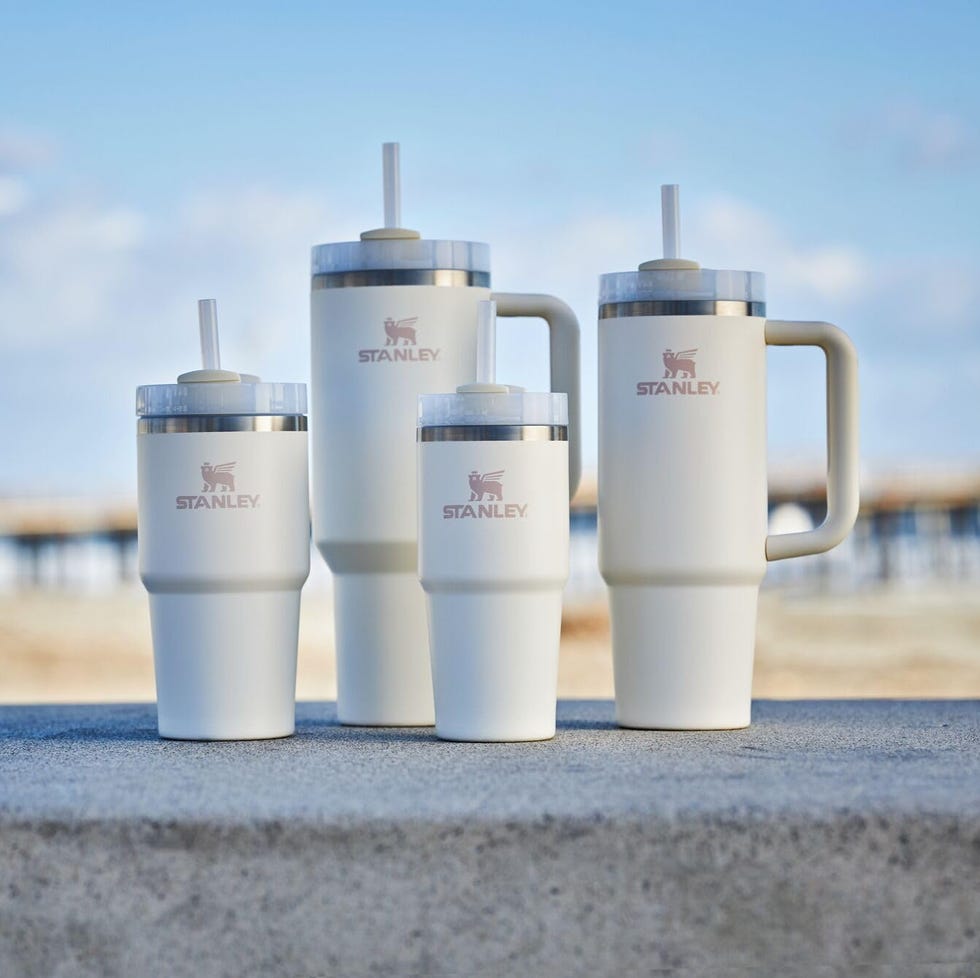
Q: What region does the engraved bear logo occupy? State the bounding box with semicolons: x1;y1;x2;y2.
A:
468;469;504;501
662;348;698;379
384;316;418;346
201;462;236;492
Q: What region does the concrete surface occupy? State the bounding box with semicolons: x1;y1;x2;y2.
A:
0;699;977;977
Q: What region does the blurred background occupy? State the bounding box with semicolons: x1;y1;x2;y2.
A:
1;0;978;703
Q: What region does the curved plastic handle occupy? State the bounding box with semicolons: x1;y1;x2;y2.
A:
765;320;860;561
491;292;582;499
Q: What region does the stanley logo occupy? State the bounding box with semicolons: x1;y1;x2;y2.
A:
443;469;528;520
637;348;720;396
358;317;441;363
176;462;261;510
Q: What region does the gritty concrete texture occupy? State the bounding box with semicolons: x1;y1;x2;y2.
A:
0;699;978;977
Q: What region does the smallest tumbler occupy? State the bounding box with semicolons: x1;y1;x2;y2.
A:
137;300;310;740
417;301;570;742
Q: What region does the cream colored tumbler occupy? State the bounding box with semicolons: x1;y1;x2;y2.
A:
599;187;860;730
311;144;580;726
418;302;572;741
137;301;310;740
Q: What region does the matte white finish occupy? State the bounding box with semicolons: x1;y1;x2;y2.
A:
491;292;582;498
333;571;433;726
610;584;757;730
599;313;859;730
764;320;860;560
151;591;300;740
138;430;310;740
418;439;569;742
311;283;483;726
311;284;580;726
601;316;768;582
426;590;563;741
312;284;483;550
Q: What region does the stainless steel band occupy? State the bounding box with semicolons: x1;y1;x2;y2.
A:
599;300;766;319
418;425;568;442
312;269;491;289
138;415;307;434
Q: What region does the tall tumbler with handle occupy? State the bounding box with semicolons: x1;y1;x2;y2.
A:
599;186;859;730
311;143;581;726
138;300;310;740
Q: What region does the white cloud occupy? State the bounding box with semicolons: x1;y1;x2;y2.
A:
0;128;57;172
154;186;346;374
843;100;979;170
689;195;872;303
896;263;978;333
0;176;28;216
0;200;146;348
487;195;875;314
0;182;355;366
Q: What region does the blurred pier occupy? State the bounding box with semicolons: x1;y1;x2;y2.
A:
1;468;979;591
0;502;137;589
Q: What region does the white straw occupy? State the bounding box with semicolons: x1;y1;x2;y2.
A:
475;300;496;385
198;299;220;370
661;184;681;259
383;142;401;228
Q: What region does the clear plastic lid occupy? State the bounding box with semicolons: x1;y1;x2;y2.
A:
419;389;567;427
599;267;766;305
312;238;490;276
136;299;306;417
599;184;765;306
137;381;306;417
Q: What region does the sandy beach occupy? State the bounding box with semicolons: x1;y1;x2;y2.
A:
1;584;977;704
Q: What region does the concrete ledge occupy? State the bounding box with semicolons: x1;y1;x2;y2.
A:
1;700;978;977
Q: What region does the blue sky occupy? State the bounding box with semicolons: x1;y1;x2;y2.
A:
1;0;978;496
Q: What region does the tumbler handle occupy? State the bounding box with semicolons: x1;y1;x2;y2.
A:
491;292;582;499
764;320;860;561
